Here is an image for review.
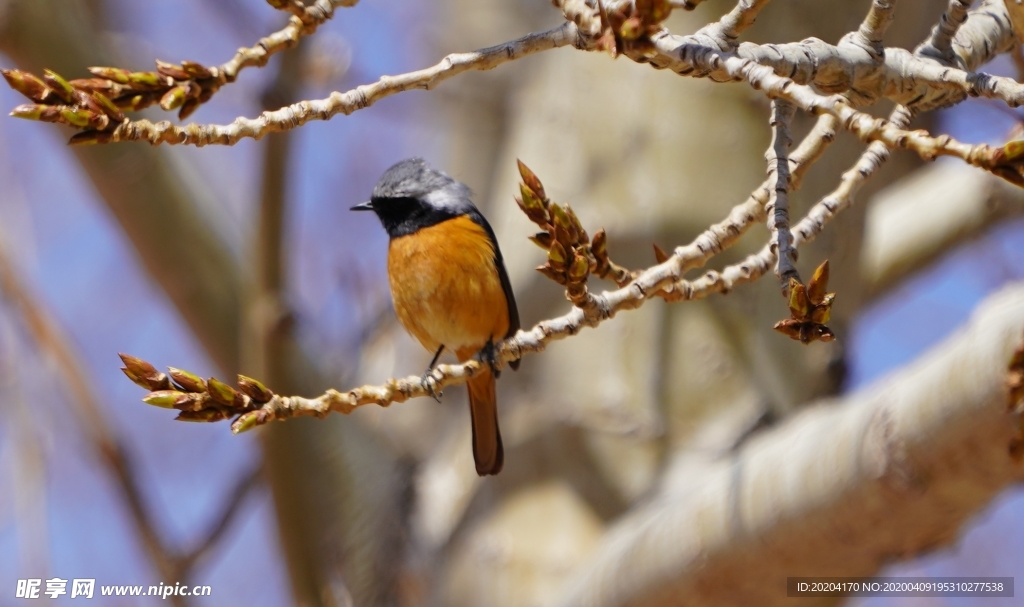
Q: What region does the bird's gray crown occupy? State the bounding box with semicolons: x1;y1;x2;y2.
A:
372;157;465;201
360;158;479;237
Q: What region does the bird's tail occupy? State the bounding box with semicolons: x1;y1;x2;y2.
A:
463;366;503;476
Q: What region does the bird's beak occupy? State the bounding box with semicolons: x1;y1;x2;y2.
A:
350;200;374;212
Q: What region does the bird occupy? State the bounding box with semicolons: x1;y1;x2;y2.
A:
351;158;520;476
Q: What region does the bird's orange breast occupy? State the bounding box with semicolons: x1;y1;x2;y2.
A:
388;215;510;358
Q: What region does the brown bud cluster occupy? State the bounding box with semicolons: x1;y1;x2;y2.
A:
772;260;837;344
120;353;275;425
593;0;673;57
3;59;221;144
516;160;674;304
516;160;597;306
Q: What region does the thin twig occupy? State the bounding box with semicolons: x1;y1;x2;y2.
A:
765;99;799;290
918;0;973;62
218;0;356;86
670;105;912;301
655;112;839;299
102;23;578;146
854;0;900;55
706;0;776;47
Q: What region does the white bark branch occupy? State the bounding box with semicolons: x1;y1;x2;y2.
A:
558;282;1024;607
863;160;1024;296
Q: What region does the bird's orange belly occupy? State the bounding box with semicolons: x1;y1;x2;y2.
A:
388;215;510;356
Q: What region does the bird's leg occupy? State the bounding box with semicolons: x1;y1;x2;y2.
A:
421;345;445;402
481;339;500;379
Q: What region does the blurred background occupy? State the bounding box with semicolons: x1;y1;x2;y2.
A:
0;0;1023;605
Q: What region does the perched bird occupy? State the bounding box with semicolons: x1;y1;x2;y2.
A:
351;158;520;476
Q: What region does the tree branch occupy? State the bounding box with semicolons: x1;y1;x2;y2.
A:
699;0;775;48
853;0;899;55
217;0;356;88
669;106;911;302
917;0;973;63
640;32;1024;184
45;23;580;146
765;99;798;290
863;160;1024;298
556;283;1024;607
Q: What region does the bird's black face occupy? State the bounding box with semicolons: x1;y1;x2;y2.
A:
352;158;472;238
351;195;455;239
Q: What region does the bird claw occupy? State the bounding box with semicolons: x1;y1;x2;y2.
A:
421;370;443;402
482;340;500;378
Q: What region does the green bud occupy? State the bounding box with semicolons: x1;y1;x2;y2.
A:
529;232;553;249
519;183;543;212
207;377;238;407
806;260;830;305
119;358;170;390
232;413;259;434
237;375;274;403
59;107;95;128
91;92;125;121
591;229;607;258
550;202;570;232
168;367;207;393
88;67;132;84
516;159;547;201
569;252;589;280
10;104;45;121
548;241;567;265
565;205;587;243
117;94;147;112
1;69;53;103
788;279;810;319
181;61;213;80
155;60;191;81
143;390;188;409
1004;140;1024;163
159;86;187;111
121;367;151;390
42;69;75;102
176;409;227;422
128;71;163;88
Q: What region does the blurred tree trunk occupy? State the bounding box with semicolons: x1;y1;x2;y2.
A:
0;3;405;606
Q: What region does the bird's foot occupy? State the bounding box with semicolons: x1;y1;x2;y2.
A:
482;340;500;378
420;369;443;402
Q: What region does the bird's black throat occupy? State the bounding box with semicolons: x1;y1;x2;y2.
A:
371;196;460;239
